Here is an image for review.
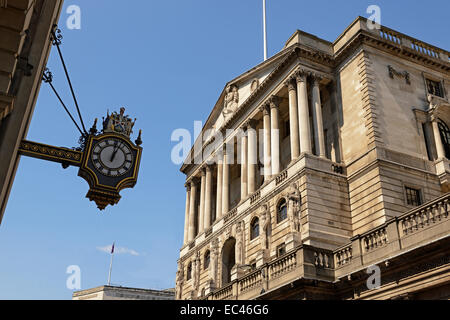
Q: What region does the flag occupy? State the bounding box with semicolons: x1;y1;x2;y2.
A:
111;242;115;254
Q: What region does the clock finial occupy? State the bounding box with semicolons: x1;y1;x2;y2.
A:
102;107;137;138
135;129;143;146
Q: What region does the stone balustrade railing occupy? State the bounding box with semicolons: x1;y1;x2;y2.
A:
268;251;298;279
362;226;388;253
332;192;450;278
212;283;233;300
239;269;263;294
335;244;352;267
275;170;288;185
313;249;332;269
223;207;238;222
376;25;449;62
379;28;401;45
202;194;449;300
250;190;261;205
399;195;449;237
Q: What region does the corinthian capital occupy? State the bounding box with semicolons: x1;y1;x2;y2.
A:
269;96;280;109
245;118;257;129
311;73;323;86
259;104;270;116
284;77;296;91
295;69;307;83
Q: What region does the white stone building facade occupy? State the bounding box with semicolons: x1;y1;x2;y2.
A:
176;17;450;300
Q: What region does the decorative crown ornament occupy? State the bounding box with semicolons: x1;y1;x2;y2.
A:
102;107;136;137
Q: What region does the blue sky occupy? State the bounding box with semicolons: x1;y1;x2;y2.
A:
0;0;448;299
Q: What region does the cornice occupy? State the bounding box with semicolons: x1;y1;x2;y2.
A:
334;31;450;73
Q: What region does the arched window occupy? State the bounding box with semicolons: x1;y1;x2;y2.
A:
277;199;287;223
250;217;259;240
438;119;450;159
221;238;236;286
186;262;192;281
204;251;210;270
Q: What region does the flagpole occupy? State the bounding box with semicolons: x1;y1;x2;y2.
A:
263;0;268;61
107;242;115;286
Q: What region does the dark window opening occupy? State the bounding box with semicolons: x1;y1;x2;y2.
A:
277;199;288;223
186;263;192;280
250;218;260;240
277;243;286;257
405;187;422;207
204;251;210;270
438;119;450;159
426;79;444;98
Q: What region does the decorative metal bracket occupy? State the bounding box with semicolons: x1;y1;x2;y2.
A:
18;140;82;168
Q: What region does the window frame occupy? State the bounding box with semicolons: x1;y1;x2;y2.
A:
204;250;210;270
426;78;445;98
403;185;423;207
438;119;450;159
186;262;192;281
276;198;288;224
276;243;286;257
422;73;447;100
250;217;260;241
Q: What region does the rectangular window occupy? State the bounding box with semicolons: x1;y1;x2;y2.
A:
426;79;444;98
277;243;286;257
405;187;422;206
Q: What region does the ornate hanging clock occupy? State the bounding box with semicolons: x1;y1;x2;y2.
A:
16;26;143;211
19;107;143;210
77;108;143;209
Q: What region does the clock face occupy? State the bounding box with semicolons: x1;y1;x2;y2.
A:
91;138;134;177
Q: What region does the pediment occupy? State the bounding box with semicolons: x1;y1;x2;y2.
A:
204;47;295;141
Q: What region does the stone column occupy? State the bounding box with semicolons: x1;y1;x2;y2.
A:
296;70;312;154
432;115;446;159
222;145;230;214
261;104;272;181
199;167;206;233
216;154;223;220
270;96;280;176
188;179;198;242
183;183;191;245
204;165;212;229
312;75;326;158
240;128;248;200
247;119;258;194
286;78;300;160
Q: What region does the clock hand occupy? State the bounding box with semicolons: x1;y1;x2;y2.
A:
110;142;122;162
110;141;119;162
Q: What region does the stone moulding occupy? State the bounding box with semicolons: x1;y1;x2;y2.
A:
388;65;411;84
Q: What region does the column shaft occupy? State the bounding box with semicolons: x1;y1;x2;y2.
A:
287;80;300;160
297;71;312;153
312;77;326;158
183;185;191;245
199;169;206;233
222;148;230;214
241;132;248;200
188;180;197;241
247;120;257;194
270;98;280;176
262;105;272;180
216;161;223;220
204;166;212;229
